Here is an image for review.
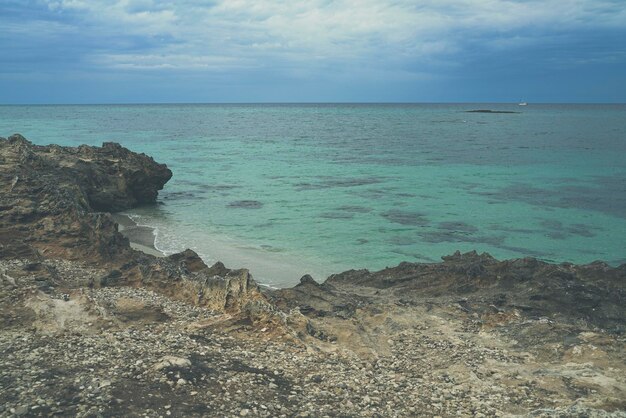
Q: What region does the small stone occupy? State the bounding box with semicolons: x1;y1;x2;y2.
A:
14;406;29;416
240;409;250;416
154;356;191;371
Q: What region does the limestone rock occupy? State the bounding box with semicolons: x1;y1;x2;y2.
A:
114;249;267;314
0;134;171;263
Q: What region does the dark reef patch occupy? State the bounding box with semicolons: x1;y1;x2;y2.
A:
474;180;626;219
294;176;383;191
319;212;355;220
540;220;597;239
227;200;263;209
335;205;372;213
489;220;599;241
161;190;206;201
381;210;429;226
259;244;282;252
352;189;389;200
206;184;241;191
387;236;417;246
489;225;539;234
437;221;479;233
418;230;505;246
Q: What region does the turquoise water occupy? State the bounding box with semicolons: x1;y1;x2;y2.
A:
1;104;625;286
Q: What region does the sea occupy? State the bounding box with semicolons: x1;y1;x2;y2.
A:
1;103;625;287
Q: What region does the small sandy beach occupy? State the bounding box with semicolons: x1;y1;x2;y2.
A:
112;213;164;257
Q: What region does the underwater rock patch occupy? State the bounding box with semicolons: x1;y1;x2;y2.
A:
227;200;264;209
381;210;429;226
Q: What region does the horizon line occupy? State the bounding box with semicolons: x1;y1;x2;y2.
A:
1;101;625;106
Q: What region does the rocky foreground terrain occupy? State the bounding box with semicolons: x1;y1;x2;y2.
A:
1;134;624;417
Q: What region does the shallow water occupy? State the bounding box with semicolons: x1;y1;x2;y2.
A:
2;103;625;286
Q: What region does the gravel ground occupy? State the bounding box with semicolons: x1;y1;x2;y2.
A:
1;259;624;417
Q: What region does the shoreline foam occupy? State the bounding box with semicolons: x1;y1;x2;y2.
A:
113;212;309;288
117;210;338;287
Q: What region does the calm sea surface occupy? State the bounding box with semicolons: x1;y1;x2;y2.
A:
1;104;625;287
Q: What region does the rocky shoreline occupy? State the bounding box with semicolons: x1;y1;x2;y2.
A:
1;135;624;417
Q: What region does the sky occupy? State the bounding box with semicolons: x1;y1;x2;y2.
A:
1;0;625;103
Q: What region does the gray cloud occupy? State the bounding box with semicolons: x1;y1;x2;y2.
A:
26;0;626;72
1;0;625;102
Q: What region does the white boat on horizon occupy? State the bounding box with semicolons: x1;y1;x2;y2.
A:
518;101;528;106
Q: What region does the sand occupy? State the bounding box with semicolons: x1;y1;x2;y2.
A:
112;213;164;257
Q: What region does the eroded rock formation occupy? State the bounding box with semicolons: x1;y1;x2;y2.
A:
0;134;171;261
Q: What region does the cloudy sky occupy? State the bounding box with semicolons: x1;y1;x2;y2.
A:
1;0;625;103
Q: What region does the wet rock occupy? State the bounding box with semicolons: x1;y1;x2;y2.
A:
465;109;520;114
298;275;319;286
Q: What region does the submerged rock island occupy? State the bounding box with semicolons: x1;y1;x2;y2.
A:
1;135;624;417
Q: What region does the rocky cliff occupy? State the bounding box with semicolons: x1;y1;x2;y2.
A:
0;134;171;261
